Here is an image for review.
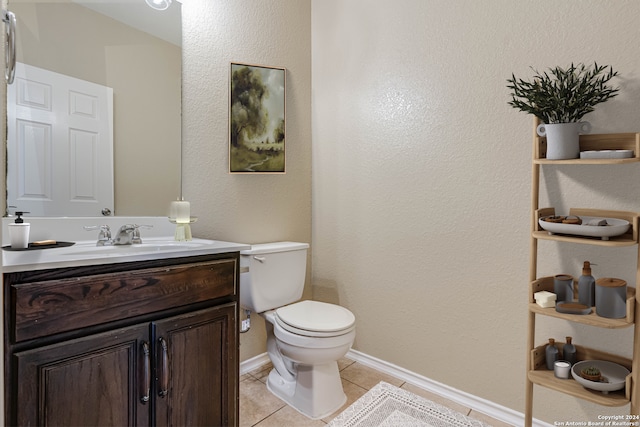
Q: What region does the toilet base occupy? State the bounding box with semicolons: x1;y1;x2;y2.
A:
266;361;346;420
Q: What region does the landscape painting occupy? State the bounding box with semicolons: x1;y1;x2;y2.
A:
229;63;286;173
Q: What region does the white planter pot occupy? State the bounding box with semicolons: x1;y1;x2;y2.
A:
536;122;592;160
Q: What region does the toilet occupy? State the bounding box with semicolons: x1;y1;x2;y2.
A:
240;242;356;419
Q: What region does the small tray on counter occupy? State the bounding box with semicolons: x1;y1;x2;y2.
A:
2;241;75;251
555;302;592;315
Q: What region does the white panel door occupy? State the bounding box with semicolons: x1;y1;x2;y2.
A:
7;62;114;216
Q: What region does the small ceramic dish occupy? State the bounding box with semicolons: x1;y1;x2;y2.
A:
539;216;629;240
580;150;634;159
571;360;629;394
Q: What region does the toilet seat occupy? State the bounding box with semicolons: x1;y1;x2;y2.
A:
275;300;355;338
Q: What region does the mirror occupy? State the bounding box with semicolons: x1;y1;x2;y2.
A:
6;0;182;217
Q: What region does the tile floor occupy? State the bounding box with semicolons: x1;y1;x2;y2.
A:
239;357;513;427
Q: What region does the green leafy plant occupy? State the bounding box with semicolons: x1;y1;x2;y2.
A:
507;63;619;124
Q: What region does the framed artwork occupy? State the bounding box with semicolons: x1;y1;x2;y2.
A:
229;62;286;173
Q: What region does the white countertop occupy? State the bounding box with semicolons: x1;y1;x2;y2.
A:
3;237;251;273
1;216;250;273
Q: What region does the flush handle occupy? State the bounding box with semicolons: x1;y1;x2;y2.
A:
253;256;266;263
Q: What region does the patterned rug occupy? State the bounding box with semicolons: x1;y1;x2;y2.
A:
328;381;492;427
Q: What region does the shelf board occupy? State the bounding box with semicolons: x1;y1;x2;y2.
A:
530;277;635;325
535;157;640;165
528;370;629;407
528;303;634;329
532;230;637;246
534;208;638;246
534;132;640;163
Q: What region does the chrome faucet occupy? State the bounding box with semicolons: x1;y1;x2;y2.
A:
113;224;153;245
84;224;153;246
84;225;113;246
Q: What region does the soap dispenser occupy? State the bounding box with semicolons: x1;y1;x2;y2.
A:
8;211;30;249
578;261;596;307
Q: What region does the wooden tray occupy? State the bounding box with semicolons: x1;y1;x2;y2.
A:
529;341;631;406
529;276;635;327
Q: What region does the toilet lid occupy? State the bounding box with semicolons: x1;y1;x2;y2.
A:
275;300;355;334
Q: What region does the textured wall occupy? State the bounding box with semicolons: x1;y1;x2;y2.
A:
181;0;312;361
312;0;640;424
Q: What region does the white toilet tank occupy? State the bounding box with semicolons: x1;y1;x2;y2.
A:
240;242;309;313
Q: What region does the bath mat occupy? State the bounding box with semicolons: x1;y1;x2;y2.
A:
328;381;491;427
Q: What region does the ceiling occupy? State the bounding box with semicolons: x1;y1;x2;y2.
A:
72;0;181;46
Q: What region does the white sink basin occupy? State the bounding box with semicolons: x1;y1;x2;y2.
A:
63;240;210;256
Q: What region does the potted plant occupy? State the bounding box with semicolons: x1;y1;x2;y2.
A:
507;63;619;159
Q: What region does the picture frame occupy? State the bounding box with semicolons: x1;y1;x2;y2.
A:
229;62;286;173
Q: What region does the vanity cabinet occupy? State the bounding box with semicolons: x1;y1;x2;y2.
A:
525;119;640;425
3;253;239;426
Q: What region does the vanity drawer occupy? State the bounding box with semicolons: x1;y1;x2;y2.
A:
11;259;236;342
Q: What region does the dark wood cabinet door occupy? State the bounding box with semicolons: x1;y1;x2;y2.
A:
154;303;238;427
13;324;150;427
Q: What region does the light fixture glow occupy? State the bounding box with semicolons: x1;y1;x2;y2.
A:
145;0;172;11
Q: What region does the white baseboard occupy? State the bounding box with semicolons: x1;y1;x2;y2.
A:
240;352;271;376
345;349;552;427
240;349;552;427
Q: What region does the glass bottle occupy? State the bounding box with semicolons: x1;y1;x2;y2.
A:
545;338;559;370
578;261;596;307
563;336;577;365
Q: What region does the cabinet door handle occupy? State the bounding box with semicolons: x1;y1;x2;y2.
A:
141;341;150;403
3;10;16;84
158;337;169;397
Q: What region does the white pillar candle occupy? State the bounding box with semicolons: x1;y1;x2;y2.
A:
170;200;190;224
554;361;571;379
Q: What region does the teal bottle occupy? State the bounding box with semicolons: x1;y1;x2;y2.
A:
545;338;559;370
578;261;595;307
563;336;577;365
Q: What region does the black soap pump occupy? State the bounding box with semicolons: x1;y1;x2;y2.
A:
14;211;26;223
578;261;596;307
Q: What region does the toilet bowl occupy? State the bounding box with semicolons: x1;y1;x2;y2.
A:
240;243;356;419
263;301;355;418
